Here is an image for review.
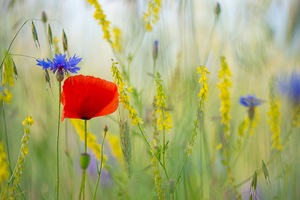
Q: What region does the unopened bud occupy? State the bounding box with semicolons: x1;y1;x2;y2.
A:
42;11;48;23
80;153;91;170
56;70;64;82
104;125;108;132
214;2;221;17
153;40;159;61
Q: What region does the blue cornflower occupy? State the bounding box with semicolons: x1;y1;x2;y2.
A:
36;54;82;82
279;71;300;105
240;95;263;107
240;95;262;120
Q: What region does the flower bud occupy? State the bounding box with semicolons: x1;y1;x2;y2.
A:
214;2;221;17
56;70;64;82
80;153;91;170
153;40;159;61
42;11;48;23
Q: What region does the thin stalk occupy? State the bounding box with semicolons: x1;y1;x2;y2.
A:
79;120;88;200
92;128;107;200
162;111;166;169
56;82;62;200
2;103;12;173
233;122;253;168
137;124;169;180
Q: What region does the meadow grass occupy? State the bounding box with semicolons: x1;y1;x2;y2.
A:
1;0;300;199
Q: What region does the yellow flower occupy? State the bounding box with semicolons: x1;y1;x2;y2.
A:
155;73;172;132
268;78;282;151
143;0;162;31
0;87;13;104
197;65;210;110
87;0;111;42
111;61;143;126
217;56;232;138
22;116;34;126
10;116;34;198
0;142;9;185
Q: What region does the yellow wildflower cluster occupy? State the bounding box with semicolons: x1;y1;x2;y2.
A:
196;65;210;110
1;52;16;104
217;56;232;138
238;117;249;137
143;0;161;31
10;116;34;198
155;73;172;132
87;1;123;51
111;61;143;126
267;89;282;151
0;88;12;103
87;0;111;41
106;134;123;164
0;142;9;185
70;119;107;162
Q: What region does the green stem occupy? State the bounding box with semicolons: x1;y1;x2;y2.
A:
92;128;107;200
56;82;61;200
79;120;88;200
84;120;87;153
2;103;12;174
137;124;169;180
233;121;253;168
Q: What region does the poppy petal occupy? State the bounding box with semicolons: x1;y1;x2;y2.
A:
61;75;119;120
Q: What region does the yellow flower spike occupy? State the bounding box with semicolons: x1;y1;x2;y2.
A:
197;65;210;110
111;60;143;126
218;56;232;138
268;78;282;151
143;0;162;31
87;0;112;42
10;116;34;198
0;142;9;185
155;73;172;132
0;88;13;104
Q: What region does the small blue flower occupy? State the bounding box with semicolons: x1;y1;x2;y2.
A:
279;71;300;105
240;95;262;107
240;95;262;120
36;54;82;81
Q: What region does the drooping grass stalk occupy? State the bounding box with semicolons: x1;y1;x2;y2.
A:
92;126;107;200
137;124;169;180
232;122;253;168
1;103;12;174
56;82;61;200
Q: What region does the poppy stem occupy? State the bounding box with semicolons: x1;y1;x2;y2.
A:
84;120;87;153
56;82;61;200
79;120;88;200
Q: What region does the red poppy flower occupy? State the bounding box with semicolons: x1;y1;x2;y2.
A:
61;75;119;120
